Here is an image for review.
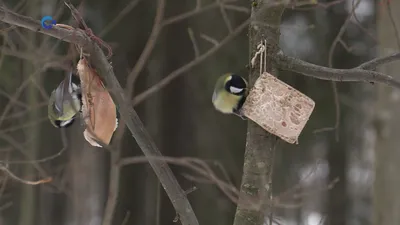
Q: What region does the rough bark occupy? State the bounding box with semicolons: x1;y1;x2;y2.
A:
232;2;284;225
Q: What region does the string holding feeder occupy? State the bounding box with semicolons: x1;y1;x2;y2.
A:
53;23;91;58
64;1;113;59
242;39;316;144
251;41;266;73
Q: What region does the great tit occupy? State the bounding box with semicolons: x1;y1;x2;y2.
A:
48;71;82;128
212;73;248;119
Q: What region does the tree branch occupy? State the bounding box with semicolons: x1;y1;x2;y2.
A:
126;0;165;96
0;6;199;225
133;18;250;106
275;52;400;89
357;52;400;70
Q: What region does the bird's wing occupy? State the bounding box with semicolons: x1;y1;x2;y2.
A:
54;71;73;115
67;71;74;93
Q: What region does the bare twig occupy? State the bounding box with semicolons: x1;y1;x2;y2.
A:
275;52;400;88
385;1;400;49
119;156;248;208
293;0;345;11
0;68;49;129
161;0;238;26
218;0;233;32
0;153;10;201
0;163;51;185
188;28;200;58
121;211;131;225
65;2;113;58
223;4;250;13
195;0;201;10
0;130;68;165
126;0;165;97
133;18;250;105
351;11;376;43
184;186;198;195
200;33;219;46
327;0;361;141
99;0;142;37
357;52;400;70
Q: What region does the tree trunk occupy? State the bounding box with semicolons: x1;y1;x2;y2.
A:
374;1;400;225
18;1;40;224
233;2;284;225
66;139;107;225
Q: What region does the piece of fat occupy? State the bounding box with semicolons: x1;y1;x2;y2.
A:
77;58;117;147
241;72;315;144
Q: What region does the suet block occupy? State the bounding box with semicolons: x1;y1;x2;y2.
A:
241;72;315;144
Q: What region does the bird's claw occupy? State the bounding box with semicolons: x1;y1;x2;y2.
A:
233;109;247;120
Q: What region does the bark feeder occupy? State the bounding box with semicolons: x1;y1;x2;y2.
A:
241;72;315;144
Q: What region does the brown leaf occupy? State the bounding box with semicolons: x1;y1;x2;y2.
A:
77;58;118;147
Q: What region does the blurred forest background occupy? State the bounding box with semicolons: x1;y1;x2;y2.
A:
0;0;398;225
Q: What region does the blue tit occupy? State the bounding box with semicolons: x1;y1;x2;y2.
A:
48;71;82;128
212;73;248;119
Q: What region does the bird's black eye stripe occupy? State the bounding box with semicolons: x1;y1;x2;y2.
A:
230;75;246;88
225;74;246;95
54;118;75;128
71;74;81;85
54;120;62;128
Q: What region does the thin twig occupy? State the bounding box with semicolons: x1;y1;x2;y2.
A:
120;211;131;225
327;0;361;142
161;0;237;26
385;1;400;50
188;28;200;58
223;4;250;13
218;0;233;32
65;1;113;58
126;0;165;97
200;33;219;46
133;18;250;105
0;130;68;165
184;186;198;195
357;52;400;70
119;156;246;208
275;53;400;88
0;164;51;185
195;0;201;10
99;0;142;37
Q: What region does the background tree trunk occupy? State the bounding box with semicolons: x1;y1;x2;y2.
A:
18;1;41;224
374;1;400;225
